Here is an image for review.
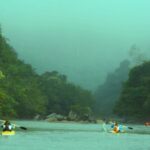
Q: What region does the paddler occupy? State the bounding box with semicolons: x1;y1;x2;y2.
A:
111;122;122;133
1;120;15;131
113;122;120;133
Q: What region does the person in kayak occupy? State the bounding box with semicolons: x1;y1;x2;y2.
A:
111;122;122;133
1;120;15;131
113;122;120;133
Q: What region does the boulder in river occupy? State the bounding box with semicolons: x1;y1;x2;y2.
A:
46;113;66;122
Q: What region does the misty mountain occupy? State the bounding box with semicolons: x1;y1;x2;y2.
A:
0;29;94;119
94;60;130;117
1;0;150;91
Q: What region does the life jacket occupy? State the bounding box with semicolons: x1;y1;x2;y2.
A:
113;125;119;133
2;124;12;131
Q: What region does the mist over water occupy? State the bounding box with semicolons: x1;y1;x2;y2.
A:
0;0;150;90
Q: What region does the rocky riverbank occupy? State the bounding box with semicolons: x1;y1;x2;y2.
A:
34;111;97;123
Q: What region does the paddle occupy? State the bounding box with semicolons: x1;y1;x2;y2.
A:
15;124;27;130
0;119;27;130
127;126;133;130
122;125;133;130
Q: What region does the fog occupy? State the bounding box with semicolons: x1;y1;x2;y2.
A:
0;0;150;91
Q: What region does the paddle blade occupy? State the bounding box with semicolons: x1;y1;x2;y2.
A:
20;126;27;130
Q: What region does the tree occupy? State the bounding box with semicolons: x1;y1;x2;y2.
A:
114;61;150;119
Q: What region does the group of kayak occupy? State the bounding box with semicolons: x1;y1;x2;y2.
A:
1;119;149;136
1;120;124;136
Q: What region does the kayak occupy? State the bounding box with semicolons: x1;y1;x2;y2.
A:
110;130;125;134
1;130;15;136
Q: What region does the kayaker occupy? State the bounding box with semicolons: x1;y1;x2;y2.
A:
1;120;15;131
111;122;120;133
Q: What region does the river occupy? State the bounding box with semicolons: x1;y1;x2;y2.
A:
0;121;150;150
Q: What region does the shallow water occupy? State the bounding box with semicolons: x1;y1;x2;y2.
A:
0;121;150;150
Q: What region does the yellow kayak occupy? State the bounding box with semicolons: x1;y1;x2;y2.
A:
1;130;15;136
110;130;125;134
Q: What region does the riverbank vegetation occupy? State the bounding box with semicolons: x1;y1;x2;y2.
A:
114;61;150;120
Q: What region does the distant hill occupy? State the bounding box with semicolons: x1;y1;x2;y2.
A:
114;61;150;120
0;28;94;119
94;60;130;117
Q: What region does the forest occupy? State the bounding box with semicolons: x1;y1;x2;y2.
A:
114;61;150;120
95;57;150;121
0;29;94;119
0;27;150;121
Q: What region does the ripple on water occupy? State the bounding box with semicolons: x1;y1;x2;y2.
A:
0;121;150;150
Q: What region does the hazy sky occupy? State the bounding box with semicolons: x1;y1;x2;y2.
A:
0;0;150;91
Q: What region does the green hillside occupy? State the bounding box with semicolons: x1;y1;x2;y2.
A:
0;29;94;119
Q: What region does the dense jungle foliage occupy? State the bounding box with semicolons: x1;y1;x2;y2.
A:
0;29;94;119
114;61;150;120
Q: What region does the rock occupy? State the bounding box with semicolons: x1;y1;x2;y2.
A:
46;113;66;122
68;111;78;121
46;117;58;122
34;114;41;120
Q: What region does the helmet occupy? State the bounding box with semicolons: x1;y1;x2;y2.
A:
4;120;10;125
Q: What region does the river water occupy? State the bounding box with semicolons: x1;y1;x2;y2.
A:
0;121;150;150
